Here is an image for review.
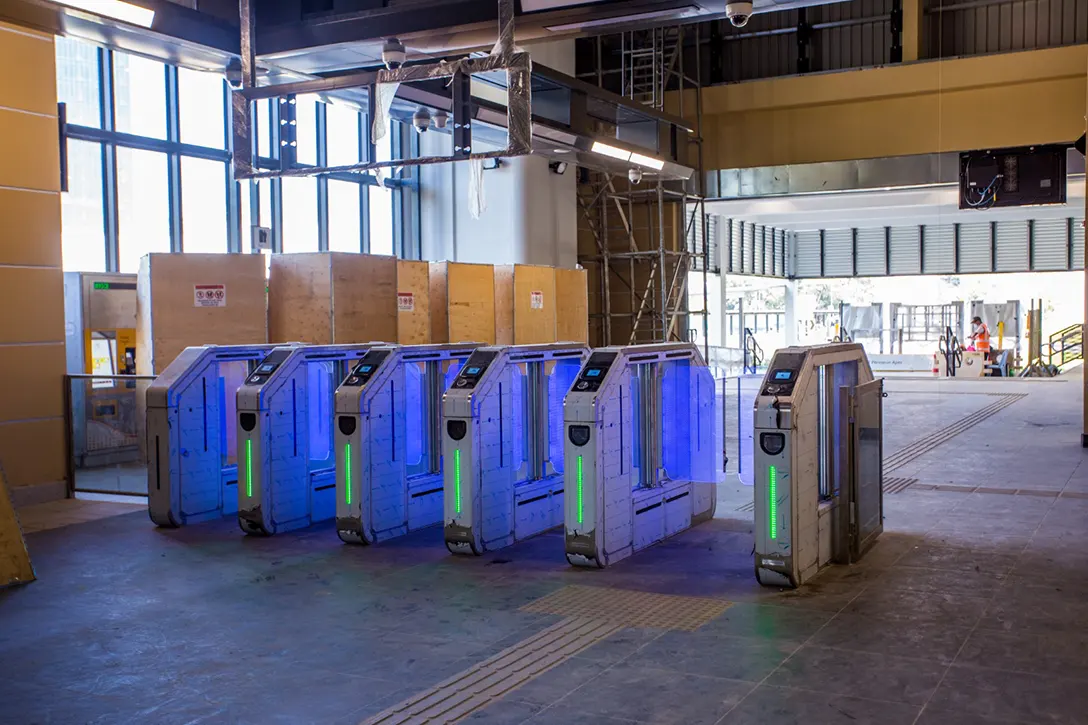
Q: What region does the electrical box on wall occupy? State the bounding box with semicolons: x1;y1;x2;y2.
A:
959;144;1067;210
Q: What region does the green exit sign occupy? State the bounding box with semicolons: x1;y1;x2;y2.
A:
93;282;110;290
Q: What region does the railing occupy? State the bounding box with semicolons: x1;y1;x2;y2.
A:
937;326;962;377
65;374;155;497
742;327;764;375
1047;324;1084;368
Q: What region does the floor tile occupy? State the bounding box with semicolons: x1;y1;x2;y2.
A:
718;684;920;725
926;664;1088;724
765;646;946;705
809;612;973;663
624;629;797;682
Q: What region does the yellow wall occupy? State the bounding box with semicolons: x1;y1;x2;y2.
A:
693;45;1088;170
0;21;66;500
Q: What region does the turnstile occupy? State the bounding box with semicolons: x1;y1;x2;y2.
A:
563;343;719;568
334;343;478;544
147;344;275;527
753;343;884;588
237;343;373;535
443;343;589;555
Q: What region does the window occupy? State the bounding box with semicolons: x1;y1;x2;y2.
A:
179;68;226;148
55;36;101;128
369;127;394;255
281;176;319;252
295;94;319;166
256;99;273;159
113;53;166;139
181;158;228;253
328;180;361;252
116;148;170;271
326;103;360;167
61;140;106;272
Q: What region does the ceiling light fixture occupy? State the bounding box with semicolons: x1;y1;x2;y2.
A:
590;141;631;162
52;0;155;28
630;152;665;170
545;7;697;32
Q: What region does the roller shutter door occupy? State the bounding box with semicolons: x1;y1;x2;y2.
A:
1075;219;1085;270
957;222;991;273
753;225;765;275
888;226;921;275
994;221;1029;272
775;230;787;277
1031;218;1068;271
745;223;756;274
730;220;743;273
855;228;886;276
823;229;853;277
794;230;822;277
923;224;954;274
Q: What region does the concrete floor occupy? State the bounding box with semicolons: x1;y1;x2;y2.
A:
3;374;1088;725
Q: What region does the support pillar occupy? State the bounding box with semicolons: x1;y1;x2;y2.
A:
901;0;925;62
1082;57;1087;447
783;279;798;346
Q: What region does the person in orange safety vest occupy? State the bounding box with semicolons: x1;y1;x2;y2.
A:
969;316;991;355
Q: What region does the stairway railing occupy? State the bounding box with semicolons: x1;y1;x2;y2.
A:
1047;324;1084;367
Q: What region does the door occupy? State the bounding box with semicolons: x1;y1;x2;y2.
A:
851;378;884;559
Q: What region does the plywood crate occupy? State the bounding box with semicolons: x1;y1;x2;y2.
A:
268;253;398;345
397;260;430;345
429;262;496;344
554;267;588;344
495;264;557;345
137;253;267;375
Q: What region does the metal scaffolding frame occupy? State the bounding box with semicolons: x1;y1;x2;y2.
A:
578;25;709;354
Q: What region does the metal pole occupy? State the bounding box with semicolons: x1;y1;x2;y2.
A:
658;181;667;342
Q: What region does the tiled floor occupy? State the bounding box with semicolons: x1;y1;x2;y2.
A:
14;496;146;534
2;373;1087;725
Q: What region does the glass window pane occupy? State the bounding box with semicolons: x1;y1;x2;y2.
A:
117;147;169;272
327;103;360;167
328;180;361;252
181;158;228;253
256;99;272;160
179;67;225;148
295;94;318;166
239;181;251;251
369;185;394;256
282;176;318;252
61;140;106;272
55;36;101;128
113;52;166;139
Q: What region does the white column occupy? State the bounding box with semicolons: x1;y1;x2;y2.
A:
783;279;798;346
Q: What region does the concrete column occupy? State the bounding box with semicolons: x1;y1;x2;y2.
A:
901;0;926;62
783;279;798;346
1082;57;1087;446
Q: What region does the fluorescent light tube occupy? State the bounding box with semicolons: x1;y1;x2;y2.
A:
53;0;155;28
630;152;665;170
545;8;696;32
591;141;631;162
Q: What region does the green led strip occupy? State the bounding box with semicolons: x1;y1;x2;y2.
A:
577;455;584;525
454;449;462;515
246;439;253;498
768;465;777;540
345;443;352;506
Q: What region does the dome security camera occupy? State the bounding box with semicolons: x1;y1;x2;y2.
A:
382;38;406;69
628;167;643;185
412;107;431;134
726;0;753;27
432;109;449;130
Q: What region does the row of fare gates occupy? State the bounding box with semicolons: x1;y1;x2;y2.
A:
145;340;885;588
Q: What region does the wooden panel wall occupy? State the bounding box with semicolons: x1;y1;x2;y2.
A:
269;254;333;344
0;21;66;499
138;254;267;375
554;268;588;343
511;265;556;344
493;265;514;345
431;262;496;344
330;254;397;343
397;260;430;345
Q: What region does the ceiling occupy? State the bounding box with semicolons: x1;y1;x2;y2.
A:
705;176;1088;231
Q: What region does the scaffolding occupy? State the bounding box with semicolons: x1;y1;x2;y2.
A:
577;25;710;353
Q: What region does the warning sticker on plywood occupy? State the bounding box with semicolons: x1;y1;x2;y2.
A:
397;292;415;312
530;290;544;309
194;284;226;307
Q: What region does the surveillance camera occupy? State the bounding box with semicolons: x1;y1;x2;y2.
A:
412;107;431;134
432;109;449;130
726;0;753;27
382;38;406;69
628;167;643;185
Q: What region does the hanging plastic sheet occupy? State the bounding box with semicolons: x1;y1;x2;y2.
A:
371;81;400;146
468;157;486;219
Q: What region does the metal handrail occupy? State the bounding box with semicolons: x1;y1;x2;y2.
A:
742;328;763;374
1046;324;1083;367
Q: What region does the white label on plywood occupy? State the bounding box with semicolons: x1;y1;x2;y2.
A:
530;290;544;309
397;292;414;312
194;284;226;308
